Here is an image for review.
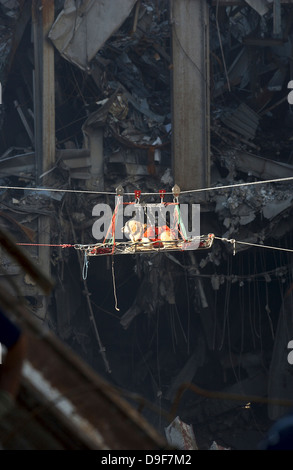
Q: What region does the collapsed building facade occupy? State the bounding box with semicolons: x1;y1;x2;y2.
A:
1;0;293;450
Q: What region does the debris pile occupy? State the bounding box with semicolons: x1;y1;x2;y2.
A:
0;0;293;450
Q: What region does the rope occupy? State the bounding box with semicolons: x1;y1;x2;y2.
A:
16;243;74;248
14;236;293;256
0;185;117;195
215;236;293;255
179;176;293;195
2;174;293;197
103;198;122;253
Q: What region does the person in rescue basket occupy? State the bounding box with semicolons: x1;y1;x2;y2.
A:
0;308;26;420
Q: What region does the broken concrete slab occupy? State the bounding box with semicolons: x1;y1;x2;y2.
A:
244;0;270;16
262;196;293;219
228;152;293;181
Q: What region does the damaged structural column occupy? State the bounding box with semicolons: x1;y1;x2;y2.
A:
171;0;210;191
32;0;55;318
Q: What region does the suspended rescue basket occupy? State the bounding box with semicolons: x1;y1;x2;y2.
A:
75;185;215;257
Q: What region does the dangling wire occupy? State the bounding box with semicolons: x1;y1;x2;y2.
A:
82;251;89;280
169;305;177;353
247;254;256;349
219;256;232;350
183;252;191;355
111;256;120;312
265;281;275;341
156;309;162;431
